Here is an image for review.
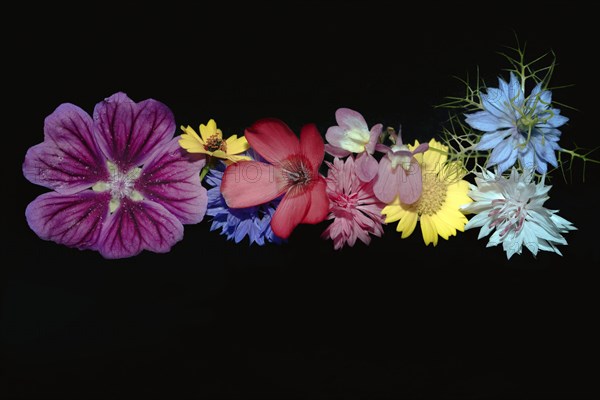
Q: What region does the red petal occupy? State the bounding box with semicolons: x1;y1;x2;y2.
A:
245;118;300;164
270;190;311;239
300;123;325;173
398;159;423;204
302;177;329;224
221;161;286;208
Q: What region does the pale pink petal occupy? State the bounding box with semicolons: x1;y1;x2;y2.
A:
221;161;286;208
354;152;379;182
99;199;184;259
366;123;383;154
375;143;390;153
25;191;110;251
244;118;300;164
325;144;352;158
325;126;347;149
373;157;399;203
271;190;311;239
335;108;368;131
300;123;325;173
302;177;329;224
412;143;429;155
397;159;423;204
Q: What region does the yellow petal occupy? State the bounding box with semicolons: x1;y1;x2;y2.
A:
211;149;229;159
179;135;208;154
199;119;218;142
180;126;204;145
396;210;418;238
430;214;456;240
382;204;405;223
437;206;468;231
225;154;252;163
421;138;448;173
226;135;250;155
420;214;438;246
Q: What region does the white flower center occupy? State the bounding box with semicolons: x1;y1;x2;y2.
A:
488;198;527;237
388;144;413;170
92;161;144;212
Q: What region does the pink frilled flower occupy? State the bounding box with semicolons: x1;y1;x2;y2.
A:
325;108;382;182
220;118;329;239
373;130;429;204
23;93;208;259
322;157;385;250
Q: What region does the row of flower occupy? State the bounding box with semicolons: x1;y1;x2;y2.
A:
24;51;586;260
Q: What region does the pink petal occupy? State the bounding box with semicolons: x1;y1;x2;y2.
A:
136;138;208;225
398;159;423;204
373;157;399;203
412;143;429;155
335;108;368;131
375;143;390;153
325;126;346;149
300;123;325;173
23;104;109;195
302;177;329;224
270;190;311;239
25;190;111;251
221;161;286;208
325;144;351;158
99;199;184;259
366;123;383;154
244;118;300;164
354;152;379;182
93;92;175;171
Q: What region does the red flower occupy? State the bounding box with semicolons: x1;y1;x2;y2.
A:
221;119;329;239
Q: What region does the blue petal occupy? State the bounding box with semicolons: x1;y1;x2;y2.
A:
518;146;536;170
542;112;568;128
481;89;514;120
465;111;512;131
508;72;524;107
476;129;513;150
488;137;518;172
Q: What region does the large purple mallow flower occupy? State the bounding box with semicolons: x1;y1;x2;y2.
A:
23;93;208;259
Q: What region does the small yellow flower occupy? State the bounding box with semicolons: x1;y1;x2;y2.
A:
381;138;473;246
179;119;250;163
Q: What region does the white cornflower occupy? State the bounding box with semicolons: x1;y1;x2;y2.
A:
461;168;576;259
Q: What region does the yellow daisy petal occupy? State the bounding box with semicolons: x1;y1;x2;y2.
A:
419;214;438;246
430;214;456;240
225;154;252;163
211;149;229;159
382;203;406;223
396;210;418;238
226;135;250;155
199;119;219;142
437;206;468;231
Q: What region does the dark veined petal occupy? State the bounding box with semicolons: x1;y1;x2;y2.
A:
25;190;110;251
93;92;175;171
23;104;109;194
98;198;184;259
136;138;207;225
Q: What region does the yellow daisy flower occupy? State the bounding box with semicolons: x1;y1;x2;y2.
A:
381;138;472;246
179;119;250;163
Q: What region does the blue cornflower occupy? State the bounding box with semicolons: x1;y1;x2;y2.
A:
465;72;568;174
205;164;283;246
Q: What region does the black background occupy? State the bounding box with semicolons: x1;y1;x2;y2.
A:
4;2;598;399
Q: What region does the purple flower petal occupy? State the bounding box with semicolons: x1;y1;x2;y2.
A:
98;199;184;259
136;138;208;225
355;152;378;182
398;159;422;205
93;92;175;171
373;156;399;203
23;104;109;194
25;190;111;251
